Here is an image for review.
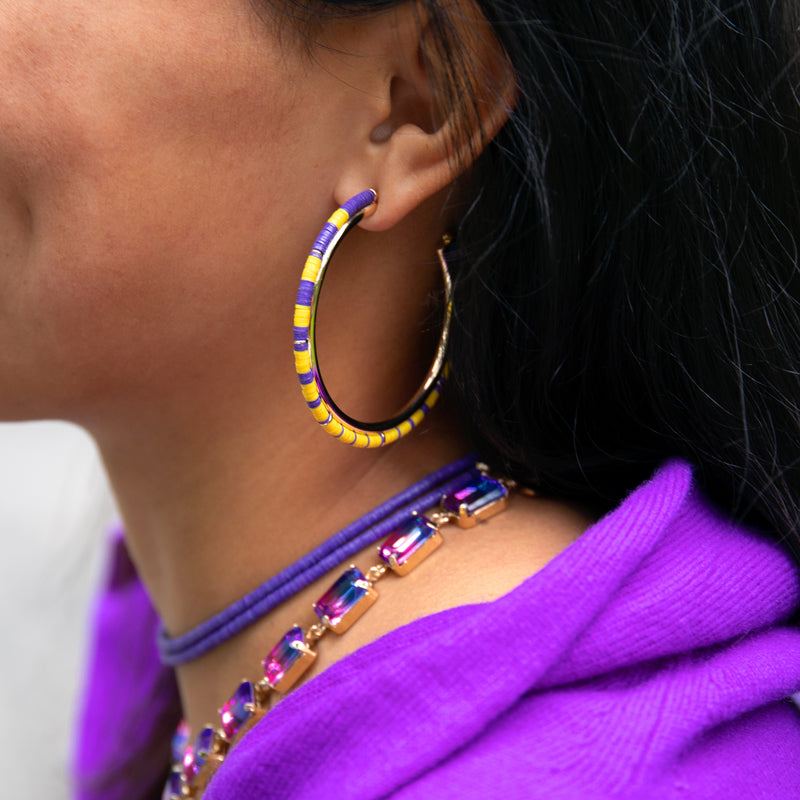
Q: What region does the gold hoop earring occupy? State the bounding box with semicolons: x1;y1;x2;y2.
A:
293;189;452;448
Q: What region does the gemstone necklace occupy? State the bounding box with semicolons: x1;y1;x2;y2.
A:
163;464;518;800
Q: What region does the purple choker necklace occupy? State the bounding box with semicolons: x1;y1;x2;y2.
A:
157;454;478;667
162;458;519;800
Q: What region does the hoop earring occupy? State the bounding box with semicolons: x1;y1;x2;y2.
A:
293;189;452;448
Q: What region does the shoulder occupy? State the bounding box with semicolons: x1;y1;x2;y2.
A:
383;696;800;800
307;481;594;672
206;461;800;799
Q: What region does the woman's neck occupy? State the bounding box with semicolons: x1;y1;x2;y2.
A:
91;378;471;730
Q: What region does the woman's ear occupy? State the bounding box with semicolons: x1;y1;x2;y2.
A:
333;0;517;231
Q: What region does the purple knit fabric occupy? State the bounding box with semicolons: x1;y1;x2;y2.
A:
73;461;800;799
73;527;180;800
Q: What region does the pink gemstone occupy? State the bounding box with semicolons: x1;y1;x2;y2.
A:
314;567;368;627
263;626;317;692
221;680;255;739
182;746;196;781
441;474;508;526
264;626;306;686
379;514;437;568
162;768;183;800
170;720;190;765
180;727;216;787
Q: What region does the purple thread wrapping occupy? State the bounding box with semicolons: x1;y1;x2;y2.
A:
313;222;339;253
294;191;374;348
310;188;375;252
157;454;477;666
342;189;376;216
295;280;315;307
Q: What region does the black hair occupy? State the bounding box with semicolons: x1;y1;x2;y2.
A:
455;1;800;564
267;0;800;562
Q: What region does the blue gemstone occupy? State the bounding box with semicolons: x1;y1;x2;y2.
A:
221;680;255;739
192;726;216;774
379;514;437;568
162;768;183;800
170;720;190;765
442;474;507;520
314;567;369;627
264;626;307;686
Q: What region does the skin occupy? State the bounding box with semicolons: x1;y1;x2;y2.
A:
0;0;589;734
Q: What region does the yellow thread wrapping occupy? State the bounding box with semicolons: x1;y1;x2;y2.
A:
382;428;401;445
294;350;312;373
323;419;344;438
410;408;426;427
330;209;350;228
293;305;311;327
298;199;448;449
397;420;413;437
301;256;322;283
301;382;319;403
312;404;330;423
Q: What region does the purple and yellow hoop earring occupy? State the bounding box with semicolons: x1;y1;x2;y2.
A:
293;189;452;448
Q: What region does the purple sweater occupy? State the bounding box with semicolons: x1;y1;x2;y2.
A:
74;461;800;799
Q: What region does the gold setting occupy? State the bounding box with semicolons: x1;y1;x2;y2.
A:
320;578;379;635
270;635;318;693
386;528;444;576
167;465;523;800
450;478;510;529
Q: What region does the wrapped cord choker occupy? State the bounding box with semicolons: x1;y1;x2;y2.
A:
157;454;477;666
163;459;519;800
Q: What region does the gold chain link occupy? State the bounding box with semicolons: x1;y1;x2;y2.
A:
365;563;388;583
305;623;327;645
170;462;512;800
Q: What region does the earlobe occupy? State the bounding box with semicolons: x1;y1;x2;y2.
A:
333;0;516;232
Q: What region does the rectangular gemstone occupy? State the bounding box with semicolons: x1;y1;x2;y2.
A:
188;726;225;792
170;720;190;766
220;680;259;740
442;474;508;528
379;514;442;576
162;769;183;800
192;727;216;769
314;566;378;634
264;626;316;693
182;746;197;782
